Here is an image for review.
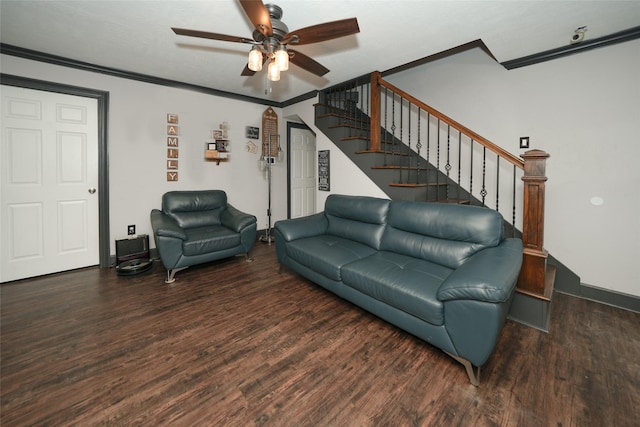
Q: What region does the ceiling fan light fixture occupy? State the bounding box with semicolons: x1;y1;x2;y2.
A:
267;59;280;81
248;46;263;72
275;46;289;71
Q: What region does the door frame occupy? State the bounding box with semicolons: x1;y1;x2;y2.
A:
286;121;315;219
1;73;110;268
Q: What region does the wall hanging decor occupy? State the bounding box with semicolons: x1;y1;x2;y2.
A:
205;121;230;165
166;114;179;181
318;150;330;191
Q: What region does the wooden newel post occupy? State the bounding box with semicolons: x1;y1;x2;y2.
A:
517;149;551;298
369;71;382;152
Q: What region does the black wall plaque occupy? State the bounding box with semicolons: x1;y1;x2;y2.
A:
318;150;330;191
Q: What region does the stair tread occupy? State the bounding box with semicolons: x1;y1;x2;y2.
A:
340;136;370;141
389;182;448;188
317;112;369;123
355;149;409;156
328;123;371;130
372;165;430;170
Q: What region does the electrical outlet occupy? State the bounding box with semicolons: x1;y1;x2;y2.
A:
127;225;136;235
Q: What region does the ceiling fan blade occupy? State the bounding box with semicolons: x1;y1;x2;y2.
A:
241;64;256;76
239;0;272;38
289;50;330;77
284;18;359;45
172;27;252;44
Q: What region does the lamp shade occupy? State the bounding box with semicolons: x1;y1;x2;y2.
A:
275;46;289;71
248;46;263;72
267;60;280;81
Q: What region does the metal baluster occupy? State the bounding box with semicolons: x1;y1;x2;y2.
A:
365;79;370;133
426;113;431;201
496;156;500;211
408;101;412;177
399;97;404;184
457;132;462;202
383;86;388;163
436;119;441;202
469;140;474;205
391;91;396;162
416;107;422;185
445;125;451;201
480;147;487;206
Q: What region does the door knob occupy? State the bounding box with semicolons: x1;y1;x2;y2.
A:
88;188;96;194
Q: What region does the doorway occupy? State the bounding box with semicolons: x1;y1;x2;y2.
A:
287;122;316;219
0;75;109;282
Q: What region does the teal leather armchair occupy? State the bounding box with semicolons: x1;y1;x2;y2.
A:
150;190;257;283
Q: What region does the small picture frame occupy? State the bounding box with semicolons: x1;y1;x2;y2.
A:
520;136;530;149
246;126;259;139
211;129;223;140
207;142;217;150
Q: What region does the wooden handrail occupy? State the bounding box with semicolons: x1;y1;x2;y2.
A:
370;71;525;169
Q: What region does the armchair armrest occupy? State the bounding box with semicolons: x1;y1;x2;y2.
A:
274;213;328;242
150;209;187;240
221;204;257;233
437;238;523;303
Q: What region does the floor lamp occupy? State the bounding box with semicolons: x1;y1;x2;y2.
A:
259;134;280;244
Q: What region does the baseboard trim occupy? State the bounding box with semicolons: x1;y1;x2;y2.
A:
556;284;640;313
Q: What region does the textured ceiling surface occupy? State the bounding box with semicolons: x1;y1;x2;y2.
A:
1;1;638;102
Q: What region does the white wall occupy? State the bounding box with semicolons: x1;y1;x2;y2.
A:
1;55;288;255
384;41;640;297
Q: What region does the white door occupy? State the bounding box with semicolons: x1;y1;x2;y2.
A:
290;127;316;218
0;85;99;282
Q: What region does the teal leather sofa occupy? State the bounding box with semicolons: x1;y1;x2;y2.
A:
150;190;257;283
274;194;522;385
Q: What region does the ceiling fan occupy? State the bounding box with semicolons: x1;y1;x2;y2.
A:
172;0;360;81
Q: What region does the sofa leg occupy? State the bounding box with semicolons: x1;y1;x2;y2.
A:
165;267;188;284
244;253;253;262
444;351;480;386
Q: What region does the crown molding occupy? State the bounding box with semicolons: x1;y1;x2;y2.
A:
501;26;640;70
0;43;282;107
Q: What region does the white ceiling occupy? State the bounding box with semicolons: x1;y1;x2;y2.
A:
1;1;639;102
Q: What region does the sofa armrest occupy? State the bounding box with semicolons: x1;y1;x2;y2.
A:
221;204;257;233
274;213;328;242
150;209;187;240
437;238;523;303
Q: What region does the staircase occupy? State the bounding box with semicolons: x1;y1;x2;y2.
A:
314;72;556;331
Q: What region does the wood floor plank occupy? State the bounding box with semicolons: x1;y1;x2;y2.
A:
1;243;639;426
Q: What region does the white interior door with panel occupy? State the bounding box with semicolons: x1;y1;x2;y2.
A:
0;85;99;282
290;127;316;218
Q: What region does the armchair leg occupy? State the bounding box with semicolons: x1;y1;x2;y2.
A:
443;351;480;386
165;267;188;284
244;253;253;262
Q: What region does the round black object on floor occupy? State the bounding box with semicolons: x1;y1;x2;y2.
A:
115;258;153;276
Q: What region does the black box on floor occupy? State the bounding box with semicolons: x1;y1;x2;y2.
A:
115;234;152;275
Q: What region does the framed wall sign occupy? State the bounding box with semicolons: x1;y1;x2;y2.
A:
318;150;330;191
246;126;259;139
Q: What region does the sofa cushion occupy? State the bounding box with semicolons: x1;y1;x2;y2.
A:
284;235;377;281
325;195;389;250
182;226;240;256
382;201;503;269
341;251;452;325
163;190;227;229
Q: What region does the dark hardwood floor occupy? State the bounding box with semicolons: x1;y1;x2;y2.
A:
1;243;639;426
